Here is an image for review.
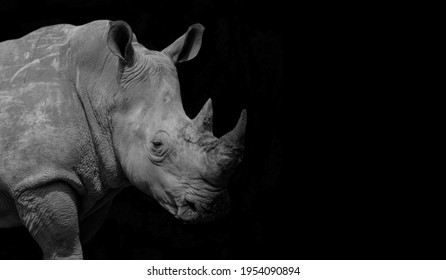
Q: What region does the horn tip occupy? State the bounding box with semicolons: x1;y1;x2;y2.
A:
239;109;247;126
204;98;213;116
233;109;247;143
241;108;247;118
206;98;212;108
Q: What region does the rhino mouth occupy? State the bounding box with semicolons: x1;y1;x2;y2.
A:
186;198;198;213
173;192;230;224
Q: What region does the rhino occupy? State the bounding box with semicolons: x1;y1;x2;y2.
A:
0;20;246;259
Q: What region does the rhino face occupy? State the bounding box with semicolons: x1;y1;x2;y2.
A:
109;21;246;223
137;100;246;223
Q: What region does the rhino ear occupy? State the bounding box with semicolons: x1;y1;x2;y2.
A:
162;24;204;63
108;20;135;65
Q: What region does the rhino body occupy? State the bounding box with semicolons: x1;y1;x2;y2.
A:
0;20;246;259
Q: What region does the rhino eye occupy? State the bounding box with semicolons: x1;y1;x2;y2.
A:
152;140;163;149
149;131;171;162
151;139;165;153
150;138;169;159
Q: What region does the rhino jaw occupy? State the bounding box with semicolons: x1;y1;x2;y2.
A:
174;191;231;224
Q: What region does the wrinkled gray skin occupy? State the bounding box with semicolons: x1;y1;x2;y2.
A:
0;20;246;259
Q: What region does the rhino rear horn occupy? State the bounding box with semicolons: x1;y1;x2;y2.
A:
107;20;135;65
220;109;247;147
193;98;213;133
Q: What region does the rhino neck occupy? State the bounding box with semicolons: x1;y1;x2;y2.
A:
70;23;131;189
74;78;130;190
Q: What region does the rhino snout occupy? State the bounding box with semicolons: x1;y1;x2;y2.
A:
174;192;230;224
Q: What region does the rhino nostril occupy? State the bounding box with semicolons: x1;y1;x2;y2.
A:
186;199;197;212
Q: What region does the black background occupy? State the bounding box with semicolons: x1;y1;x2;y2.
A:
0;1;442;260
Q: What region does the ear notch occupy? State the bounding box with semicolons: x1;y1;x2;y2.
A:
162;23;204;64
107;20;135;65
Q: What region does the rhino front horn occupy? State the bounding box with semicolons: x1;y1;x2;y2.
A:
193;98;213;133
220;109;247;147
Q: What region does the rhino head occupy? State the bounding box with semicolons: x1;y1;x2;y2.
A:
106;21;246;223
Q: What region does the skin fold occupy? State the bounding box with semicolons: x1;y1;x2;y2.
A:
0;20;246;259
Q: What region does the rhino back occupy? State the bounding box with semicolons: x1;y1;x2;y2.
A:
0;24;79;87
